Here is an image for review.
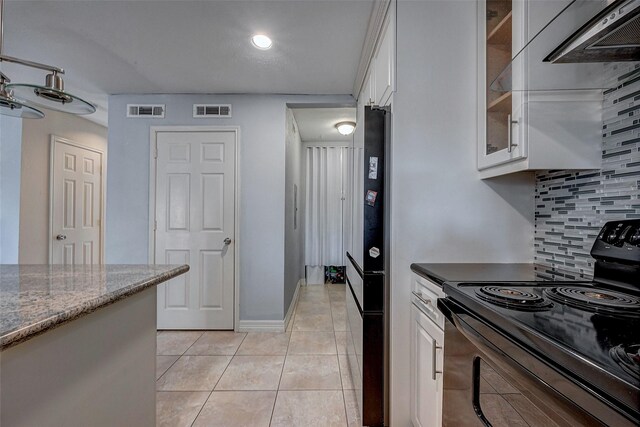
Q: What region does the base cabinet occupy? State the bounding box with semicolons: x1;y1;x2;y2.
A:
410;303;444;427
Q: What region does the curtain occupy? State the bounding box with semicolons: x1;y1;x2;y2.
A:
305;145;348;284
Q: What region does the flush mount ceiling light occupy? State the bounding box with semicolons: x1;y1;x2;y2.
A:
0;0;95;118
336;121;356;136
251;34;273;50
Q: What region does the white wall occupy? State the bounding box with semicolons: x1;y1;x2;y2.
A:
389;1;534;425
284;108;305;312
19;108;108;263
0;116;23;263
106;94;353;322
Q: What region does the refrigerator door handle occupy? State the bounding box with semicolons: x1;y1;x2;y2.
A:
346;251;364;279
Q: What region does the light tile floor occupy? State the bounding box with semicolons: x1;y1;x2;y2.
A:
156;283;359;427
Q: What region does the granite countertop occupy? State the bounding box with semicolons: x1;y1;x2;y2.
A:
0;264;189;350
410;263;592;287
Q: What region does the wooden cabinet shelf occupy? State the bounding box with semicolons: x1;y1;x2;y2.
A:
487;11;512;45
487;91;512;112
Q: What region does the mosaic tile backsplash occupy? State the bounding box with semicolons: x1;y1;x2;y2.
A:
535;63;640;277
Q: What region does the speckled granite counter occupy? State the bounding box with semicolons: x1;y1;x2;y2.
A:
0;264;189;350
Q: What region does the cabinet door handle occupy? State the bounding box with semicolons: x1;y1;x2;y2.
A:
432;342;443;380
507;114;519;153
412;291;432;307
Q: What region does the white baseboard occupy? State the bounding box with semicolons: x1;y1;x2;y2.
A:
284;278;304;331
238;278;304;333
237;320;285;333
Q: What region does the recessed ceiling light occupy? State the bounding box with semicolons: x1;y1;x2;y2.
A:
251;34;273;50
336;121;356;136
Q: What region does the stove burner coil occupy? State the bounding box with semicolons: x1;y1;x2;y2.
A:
610;344;640;378
544;287;640;315
475;286;553;311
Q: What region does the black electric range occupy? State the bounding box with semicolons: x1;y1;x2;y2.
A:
438;219;640;426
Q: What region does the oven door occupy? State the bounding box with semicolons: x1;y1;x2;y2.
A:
437;298;636;427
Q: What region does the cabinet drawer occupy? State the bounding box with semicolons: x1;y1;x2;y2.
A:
412;274;445;330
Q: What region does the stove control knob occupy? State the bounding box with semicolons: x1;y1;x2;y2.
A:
629;229;640;245
606;231;619;244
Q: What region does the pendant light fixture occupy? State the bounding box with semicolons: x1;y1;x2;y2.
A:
0;71;44;119
0;0;95;118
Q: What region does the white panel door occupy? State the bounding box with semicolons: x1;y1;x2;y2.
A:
154;130;236;329
51;137;103;265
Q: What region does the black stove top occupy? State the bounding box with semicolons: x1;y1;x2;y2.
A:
544;285;640;314
445;280;640;420
441;219;640;423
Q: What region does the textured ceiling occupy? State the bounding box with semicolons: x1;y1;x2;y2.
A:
2;1;374;125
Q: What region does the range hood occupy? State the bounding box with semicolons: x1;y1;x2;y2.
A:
491;0;640;92
547;0;640;63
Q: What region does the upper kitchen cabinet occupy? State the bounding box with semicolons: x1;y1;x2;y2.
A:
358;3;395;108
373;17;394;107
478;0;605;179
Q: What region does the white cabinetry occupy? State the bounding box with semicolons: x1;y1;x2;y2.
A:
360;10;394;108
410;273;445;427
478;0;602;178
373;18;394;107
365;67;376;107
411;304;444;427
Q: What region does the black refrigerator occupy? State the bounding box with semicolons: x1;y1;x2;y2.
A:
345;106;389;427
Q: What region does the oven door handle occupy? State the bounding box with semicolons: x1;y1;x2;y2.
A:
437;297;457;325
438;298;511;363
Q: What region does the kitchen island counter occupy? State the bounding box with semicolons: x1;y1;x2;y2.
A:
0;264;189;350
0;263;189;427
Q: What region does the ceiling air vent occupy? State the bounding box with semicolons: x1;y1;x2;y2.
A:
127;104;165;118
193;104;232;118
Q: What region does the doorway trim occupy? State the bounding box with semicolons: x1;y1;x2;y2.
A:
49;135;106;264
148;126;241;331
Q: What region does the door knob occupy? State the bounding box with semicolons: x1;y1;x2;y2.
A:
56;234;67;241
224;238;232;245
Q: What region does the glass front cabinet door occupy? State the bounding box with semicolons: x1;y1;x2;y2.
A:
478;0;527;170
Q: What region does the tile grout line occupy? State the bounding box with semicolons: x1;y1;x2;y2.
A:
270;293;297;427
330;284;350;426
189;331;248;426
155;331;206;426
341;389;350;427
155;355;181;381
161;387;345;393
155;331;205;384
327;285;340;357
